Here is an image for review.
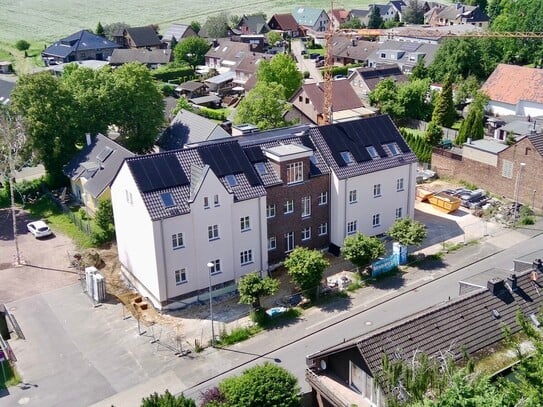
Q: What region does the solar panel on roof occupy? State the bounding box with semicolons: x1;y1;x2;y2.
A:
128;154;188;193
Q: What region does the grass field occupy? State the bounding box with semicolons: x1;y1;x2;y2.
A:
1;0;371;44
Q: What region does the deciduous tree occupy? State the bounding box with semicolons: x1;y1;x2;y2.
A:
218;363;300;407
284;247;329;295
238;272;279;310
256;53;303;99
140;389;195;407
341;233;385;271
234;82;290;130
102;22;130;41
189;21;201;34
173;36;211;69
424;120;444;146
387;218;427;247
15;39;30;53
203;12;230;39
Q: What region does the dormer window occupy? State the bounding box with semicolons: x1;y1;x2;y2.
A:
160;192;175;208
366;146;379;159
386;143;400;156
225;174;238;187
340;151;354;165
287;162;303;184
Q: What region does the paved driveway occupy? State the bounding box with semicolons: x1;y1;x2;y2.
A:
0;208;79;303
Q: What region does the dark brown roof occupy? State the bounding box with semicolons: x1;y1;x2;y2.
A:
331;36;380;61
269;13;300;31
482;64;543;106
296;80;363;115
125;26;162;48
354;66;408;91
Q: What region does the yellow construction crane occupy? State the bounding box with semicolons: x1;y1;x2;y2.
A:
322;0;335;125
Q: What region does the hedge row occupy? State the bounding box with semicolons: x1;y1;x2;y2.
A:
400;128;432;163
151;66;195;83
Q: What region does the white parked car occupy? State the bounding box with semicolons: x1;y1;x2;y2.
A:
27;220;53;238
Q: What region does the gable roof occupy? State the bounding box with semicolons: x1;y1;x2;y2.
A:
268;13;300;32
64;134;134;198
331;8;349;22
308;268;543;396
330;35;380;61
109;48;171;65
292;7;328;27
43;30;120;58
374;40;440;67
124;26;162;48
369;4;391;15
205;39;257;64
162;23;196;42
349;9;371;19
481;64;543;106
125;141;265;220
309;115;417;179
528;133;543;156
389;0;406;12
157;109;230;150
293;80;364;114
238;15;269;34
434;3;489;23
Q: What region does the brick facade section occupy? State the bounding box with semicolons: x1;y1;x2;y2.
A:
432;137;543;209
266;156;330;265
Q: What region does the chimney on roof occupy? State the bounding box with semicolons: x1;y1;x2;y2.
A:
85;132;92;146
507;274;518;291
487;277;506;296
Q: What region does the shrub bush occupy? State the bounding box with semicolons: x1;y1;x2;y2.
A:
198;107;227;121
151;66;195;83
159;83;176;96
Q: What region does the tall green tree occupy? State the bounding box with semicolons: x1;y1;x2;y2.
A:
11;72;80;184
402;0;426;24
189;21;201;34
218;363;300;407
237;272;279;310
203;12;230;38
95;21;105;37
341;233;385;271
424;120;444;146
102;22;130;41
15;39;30;53
387;218;427;247
267;31;283;46
173;36;211;69
140;389;195;407
256;53;302;99
456;92;487;145
284;247;329;295
368;6;384;29
109;63;165;153
234;82;290;130
431;76;456;128
410;58;428;80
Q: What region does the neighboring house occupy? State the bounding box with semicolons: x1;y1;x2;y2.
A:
238;126;331;265
331;8;350;29
162;23;197;46
204;39;263;72
111;141;268;310
349;9;371;26
114;26;163;49
494;119;543;142
288;80;373;125
330;35;380;65
42;30;120;65
481;64;543;118
349;66;407;98
64;133;134;215
369;4;396;22
232;53;271;90
109;48;172;68
305;266;543;407
157;109;230;151
426;3;489;28
389;0;407;21
292;7;330;33
368;40;439;73
267;13;304;38
236;14;269;35
48;60;109;77
432;134;543;209
204;70;236;95
309;115;417;250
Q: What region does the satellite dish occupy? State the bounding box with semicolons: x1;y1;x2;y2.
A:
320;360;327;370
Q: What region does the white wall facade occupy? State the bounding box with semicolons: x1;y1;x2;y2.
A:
517;100;543;118
330;163;416;247
111;163;163;307
486;100;516;117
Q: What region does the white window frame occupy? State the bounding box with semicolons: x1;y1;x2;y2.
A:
287;162;303;184
240;216;250;232
373;183;381;197
301;196;311;217
268;236;277;250
318;192;328;205
372;213;381;227
284;199;294;214
125;190;133;205
347;220;357;235
172;232;184;249
210;259;221;274
240;249;253;265
301;227;311;241
396;178;404;191
366;146;379;159
285;232;294;253
318;223;328;236
174;268;187;285
266;204;276;218
208;224;219;241
349;189;358;203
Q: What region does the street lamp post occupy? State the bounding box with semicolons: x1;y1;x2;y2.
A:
207;262;215;347
513;162;526;223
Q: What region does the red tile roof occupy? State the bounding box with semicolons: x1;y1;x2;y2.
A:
481;64;543;105
269;13;300;32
